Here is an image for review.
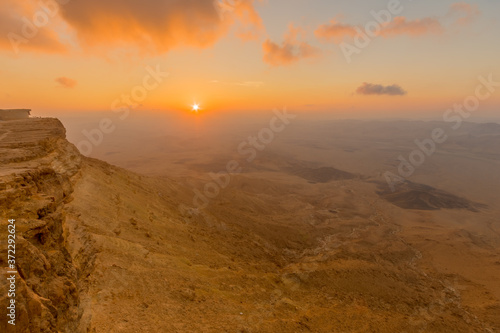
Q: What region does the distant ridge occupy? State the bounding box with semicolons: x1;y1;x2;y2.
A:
377;181;486;212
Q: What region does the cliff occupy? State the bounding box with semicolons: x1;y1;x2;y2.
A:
0;109;31;121
0;118;497;332
0;118;290;332
0;118;84;332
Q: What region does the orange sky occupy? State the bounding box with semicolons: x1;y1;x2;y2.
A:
0;0;499;118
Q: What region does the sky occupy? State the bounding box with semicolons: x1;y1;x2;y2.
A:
0;0;499;118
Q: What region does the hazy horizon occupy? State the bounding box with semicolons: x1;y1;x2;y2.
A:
1;1;499;332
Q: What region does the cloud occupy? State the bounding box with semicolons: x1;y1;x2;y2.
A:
379;17;444;37
57;0;263;53
315;2;479;43
55;77;77;88
0;1;68;54
226;0;265;41
356;83;407;96
315;19;358;43
316;17;444;42
449;2;481;26
0;0;263;54
263;24;320;66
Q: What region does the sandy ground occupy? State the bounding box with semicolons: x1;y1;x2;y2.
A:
1;118;499;332
65;117;500;331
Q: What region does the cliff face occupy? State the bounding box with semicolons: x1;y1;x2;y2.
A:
0;109;31;121
0;119;87;332
1;119;498;332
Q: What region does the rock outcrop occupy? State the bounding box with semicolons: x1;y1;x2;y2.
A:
1;118;498;332
0;118;87;332
0;109;31;121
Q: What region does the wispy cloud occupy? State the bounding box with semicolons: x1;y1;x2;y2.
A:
315;19;358;43
315;2;479;43
356;83;407;96
263;24;320;66
316;17;444;42
448;2;481;26
380;16;444;37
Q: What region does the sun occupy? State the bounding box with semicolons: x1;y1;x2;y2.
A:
191;103;200;113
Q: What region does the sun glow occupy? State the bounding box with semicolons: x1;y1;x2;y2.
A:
191;103;200;113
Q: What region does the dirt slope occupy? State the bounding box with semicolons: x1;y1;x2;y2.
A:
1;118;498;332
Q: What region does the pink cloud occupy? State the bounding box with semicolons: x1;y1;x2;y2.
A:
55;77;77;88
263;24;320;66
449;2;481;26
379;16;444;37
315;20;358;43
315;2;480;44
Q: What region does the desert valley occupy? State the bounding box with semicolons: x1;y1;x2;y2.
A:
1;0;499;331
1;114;499;332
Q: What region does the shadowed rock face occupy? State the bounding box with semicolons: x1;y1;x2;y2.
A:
0;118;85;333
0;109;31;121
1;119;498;332
377;181;486;212
287;166;356;183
